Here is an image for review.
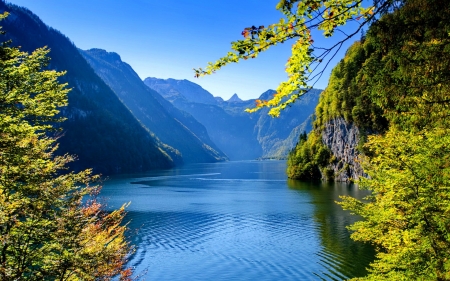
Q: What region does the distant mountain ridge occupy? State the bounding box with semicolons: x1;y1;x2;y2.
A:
144;78;321;160
80;48;227;164
0;0;321;168
144;77;218;105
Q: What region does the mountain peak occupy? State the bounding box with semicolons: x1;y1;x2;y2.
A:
258;89;277;100
228;93;243;103
143;77;218;105
84;48;122;62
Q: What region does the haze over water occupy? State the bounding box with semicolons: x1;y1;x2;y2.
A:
101;160;373;280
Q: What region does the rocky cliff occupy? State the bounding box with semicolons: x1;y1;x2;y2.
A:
321;117;365;182
287;40;388;182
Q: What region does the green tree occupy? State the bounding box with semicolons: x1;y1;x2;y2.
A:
0;13;132;280
338;0;450;279
339;128;450;280
360;0;450;131
287;131;331;180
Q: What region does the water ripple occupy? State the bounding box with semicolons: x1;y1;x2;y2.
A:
102;161;373;280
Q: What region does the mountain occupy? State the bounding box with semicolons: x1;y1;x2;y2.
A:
162;97;262;160
227;94;243;103
80;48;227;164
0;2;178;174
144;77;218;105
218;89;321;159
144;78;321;160
254;89;321;158
214;96;224;103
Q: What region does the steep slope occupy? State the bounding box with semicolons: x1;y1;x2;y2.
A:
0;2;177;174
251;89;320;158
287;41;388;182
145;78;321;160
80;49;227;163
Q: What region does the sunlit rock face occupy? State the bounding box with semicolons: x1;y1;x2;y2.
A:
321;117;366;182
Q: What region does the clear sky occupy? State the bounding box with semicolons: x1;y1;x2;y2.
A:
7;0;362;100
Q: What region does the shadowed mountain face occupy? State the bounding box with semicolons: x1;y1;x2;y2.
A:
80;49;227;164
144;78;321;160
0;1;178;174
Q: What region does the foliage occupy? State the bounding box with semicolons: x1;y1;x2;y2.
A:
0;13;132;280
288;0;450;179
360;0;450;132
339;128;450;280
337;0;450;279
313;41;388;132
286;131;331;180
196;0;400;117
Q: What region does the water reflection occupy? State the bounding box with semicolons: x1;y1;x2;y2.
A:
288;180;374;279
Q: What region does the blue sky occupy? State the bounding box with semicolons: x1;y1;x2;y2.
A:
8;0;362;100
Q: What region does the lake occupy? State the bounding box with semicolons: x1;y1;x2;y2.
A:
101;160;373;280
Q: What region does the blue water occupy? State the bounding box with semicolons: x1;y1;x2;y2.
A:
101;160;373;280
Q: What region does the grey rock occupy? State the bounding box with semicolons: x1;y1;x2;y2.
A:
321;117;365;182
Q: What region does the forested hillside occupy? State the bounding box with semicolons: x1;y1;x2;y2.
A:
287;0;450;184
283;0;450;278
287;40;389;181
0;1;178;174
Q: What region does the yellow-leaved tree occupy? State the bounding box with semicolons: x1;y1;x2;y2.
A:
195;0;399;117
0;13;132;280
